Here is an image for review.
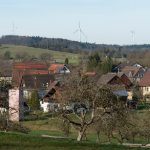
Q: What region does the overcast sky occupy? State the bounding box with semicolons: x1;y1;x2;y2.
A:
0;0;150;45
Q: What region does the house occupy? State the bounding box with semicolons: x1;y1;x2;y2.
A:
97;73;132;102
121;66;146;83
49;64;70;74
98;73;124;86
112;62;132;73
0;71;12;84
0;60;13;83
117;72;133;89
40;81;61;112
139;71;150;102
12;62;49;87
97;72;132;89
22;74;55;100
112;62;142;73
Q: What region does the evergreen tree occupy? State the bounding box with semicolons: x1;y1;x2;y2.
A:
101;56;113;74
65;57;69;65
87;52;101;71
28;90;40;110
4;51;11;60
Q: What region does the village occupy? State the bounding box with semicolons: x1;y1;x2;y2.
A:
0;55;150;145
0;60;149;118
0;49;150;149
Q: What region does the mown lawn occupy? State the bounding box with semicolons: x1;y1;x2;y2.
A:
0;132;147;150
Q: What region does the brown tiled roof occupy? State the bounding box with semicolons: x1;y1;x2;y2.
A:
122;66;140;77
23;74;55;89
139;71;150;87
117;72;124;78
98;73;118;85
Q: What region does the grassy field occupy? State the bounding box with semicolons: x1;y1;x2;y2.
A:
21;112;149;144
0;132;147;150
0;44;79;64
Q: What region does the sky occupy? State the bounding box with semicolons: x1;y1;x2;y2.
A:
0;0;150;45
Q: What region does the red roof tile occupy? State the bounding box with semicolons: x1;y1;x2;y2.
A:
13;63;48;70
24;70;49;75
139;71;150;87
48;64;64;73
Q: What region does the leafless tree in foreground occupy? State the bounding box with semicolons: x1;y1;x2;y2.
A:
59;74;124;141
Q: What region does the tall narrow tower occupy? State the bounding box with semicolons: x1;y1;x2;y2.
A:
9;84;24;122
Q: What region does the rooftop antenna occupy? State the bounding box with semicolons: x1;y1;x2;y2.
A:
74;22;87;42
130;30;135;45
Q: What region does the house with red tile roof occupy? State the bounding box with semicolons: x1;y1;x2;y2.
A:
12;62;49;87
139;71;150;98
48;64;70;74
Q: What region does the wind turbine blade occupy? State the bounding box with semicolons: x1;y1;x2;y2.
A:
73;29;79;34
78;22;81;29
81;30;87;39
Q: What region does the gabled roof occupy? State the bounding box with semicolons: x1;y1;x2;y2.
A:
43;81;60;98
49;64;70;74
49;64;64;72
139;71;150;87
122;66;141;77
98;73;119;85
23;74;55;89
117;72;125;78
113;62;132;72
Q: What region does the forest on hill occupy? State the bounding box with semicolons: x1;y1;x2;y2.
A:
1;35;150;67
1;35;150;55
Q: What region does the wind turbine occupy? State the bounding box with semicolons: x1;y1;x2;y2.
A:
130;30;135;45
74;22;87;42
12;22;18;35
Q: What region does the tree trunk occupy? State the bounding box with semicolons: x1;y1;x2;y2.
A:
77;128;86;141
96;131;100;143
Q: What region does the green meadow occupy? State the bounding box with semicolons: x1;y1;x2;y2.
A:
0;132;147;150
0;44;79;64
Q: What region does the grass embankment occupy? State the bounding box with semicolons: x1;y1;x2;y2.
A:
0;44;79;64
0;132;147;150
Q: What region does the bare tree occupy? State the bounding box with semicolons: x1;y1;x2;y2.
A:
59;74;123;141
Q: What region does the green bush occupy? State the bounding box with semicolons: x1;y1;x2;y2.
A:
137;103;150;110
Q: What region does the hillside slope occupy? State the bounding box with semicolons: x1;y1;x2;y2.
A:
0;44;79;64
